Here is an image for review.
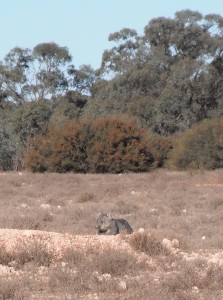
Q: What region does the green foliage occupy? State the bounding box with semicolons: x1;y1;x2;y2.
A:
50;91;88;124
1;43;72;103
67;64;98;95
25;117;154;173
167;118;223;170
11;101;52;170
96;10;223;134
128;96;157;128
33;42;72;65
101;28;139;74
24;135;50;172
0;107;16;170
12;101;52;142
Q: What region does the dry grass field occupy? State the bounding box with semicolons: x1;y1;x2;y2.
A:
0;169;223;299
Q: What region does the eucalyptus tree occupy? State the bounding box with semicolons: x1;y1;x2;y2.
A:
68;64;99;95
147;11;223;134
100;28;142;75
0;42;72;104
94;10;223;135
0;43;73;169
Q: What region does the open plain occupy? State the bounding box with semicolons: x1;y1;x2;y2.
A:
0;169;223;299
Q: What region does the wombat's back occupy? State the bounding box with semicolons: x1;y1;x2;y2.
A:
115;219;133;234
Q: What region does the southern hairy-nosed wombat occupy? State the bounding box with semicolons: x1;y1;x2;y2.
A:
96;212;133;235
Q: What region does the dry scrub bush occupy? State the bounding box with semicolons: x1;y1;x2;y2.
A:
164;261;223;299
91;250;138;276
63;248;85;266
49;249;142;296
112;199;138;215
163;262;202;298
11;215;40;230
62;247;140;277
203;265;223;290
48;267;91;295
13;239;53;268
77;192;96;203
0;245;13;266
48;266;120;297
0;277;30;300
167;118;223;170
129;232;170;256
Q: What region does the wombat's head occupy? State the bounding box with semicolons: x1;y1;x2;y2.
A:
96;212;112;232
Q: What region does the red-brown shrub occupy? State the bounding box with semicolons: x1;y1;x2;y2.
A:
148;134;173;167
87;116;154;173
25;116;154;173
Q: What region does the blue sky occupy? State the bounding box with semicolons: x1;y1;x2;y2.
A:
0;0;222;69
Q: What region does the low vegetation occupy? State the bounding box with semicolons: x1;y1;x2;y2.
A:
129;232;170;256
25;117;155;173
0;170;223;299
168;118;223;170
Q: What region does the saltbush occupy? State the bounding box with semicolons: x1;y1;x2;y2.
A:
25;116;154;173
87;116;154;173
148;134;173;168
167;118;223;170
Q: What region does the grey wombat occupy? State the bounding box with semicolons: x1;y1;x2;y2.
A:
96;212;133;235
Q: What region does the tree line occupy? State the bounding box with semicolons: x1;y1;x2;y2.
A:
0;10;223;172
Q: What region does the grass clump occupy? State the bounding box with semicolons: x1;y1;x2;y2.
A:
129;232;170;256
0;277;31;300
92;250;138;276
49;249;143;296
13;239;53;268
0;245;13;266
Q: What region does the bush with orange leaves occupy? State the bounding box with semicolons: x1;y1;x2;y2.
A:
25;116;155;173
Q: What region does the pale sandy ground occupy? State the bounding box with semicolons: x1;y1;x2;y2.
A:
1;228;223;274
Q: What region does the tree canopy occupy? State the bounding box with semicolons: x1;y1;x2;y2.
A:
1;10;223;171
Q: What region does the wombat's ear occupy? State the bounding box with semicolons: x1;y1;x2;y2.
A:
107;211;112;218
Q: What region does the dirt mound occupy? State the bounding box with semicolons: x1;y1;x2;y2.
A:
0;229;137;260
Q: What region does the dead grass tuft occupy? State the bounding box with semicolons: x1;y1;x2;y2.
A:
129;232;170;256
48;248;144;297
13;239;53;268
203;265;223;290
63;248;85;266
0;245;13;266
163;262;201;293
113;200;138;215
0;277;31;300
91;250;139;276
77;192;96;203
11;215;40;230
